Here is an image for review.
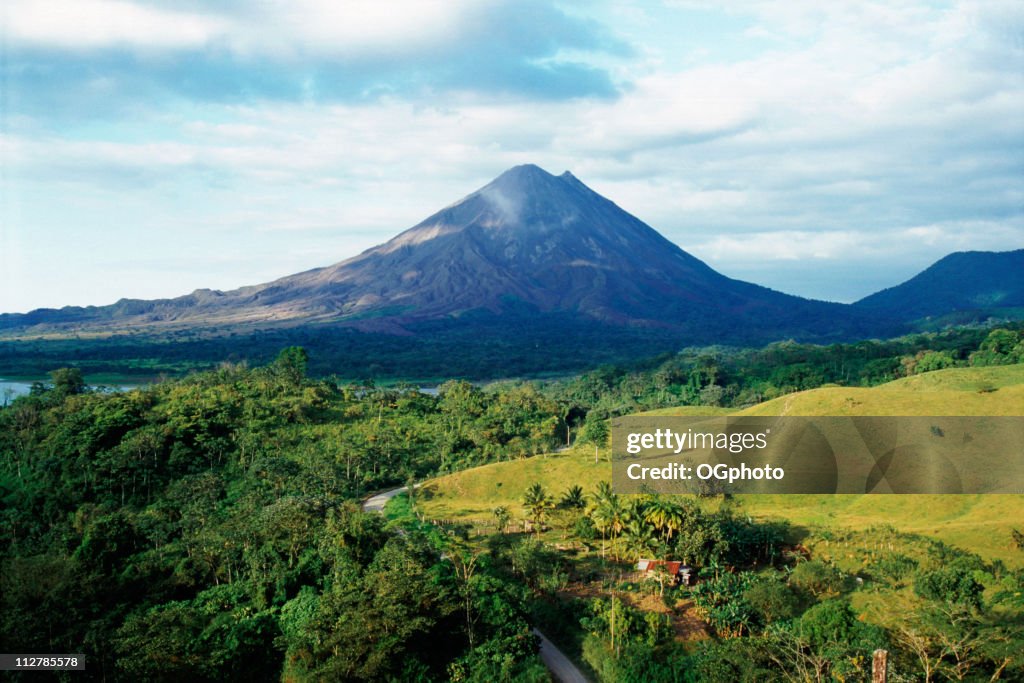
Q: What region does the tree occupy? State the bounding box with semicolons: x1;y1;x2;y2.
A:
744;575;801;625
644;498;684;541
582;412;609;462
445;539;482;648
492;506;510;534
895;601;1024;682
622;519;659;563
767;600;885;682
914;563;984;609
914;350;956;374
273;346;309;386
790;559;846;599
699;383;725;406
970;329;1023;366
50;367;86;397
673;514;729;568
590;489;625;559
521;483;552;534
559;485;586;510
690;572;756;637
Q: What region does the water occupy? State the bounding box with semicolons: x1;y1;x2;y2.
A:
0;379;142;405
0;380;34;402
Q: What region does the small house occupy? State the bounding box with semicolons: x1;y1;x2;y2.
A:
636;559;694;586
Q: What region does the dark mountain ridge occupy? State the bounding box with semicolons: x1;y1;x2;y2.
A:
854;249;1024;320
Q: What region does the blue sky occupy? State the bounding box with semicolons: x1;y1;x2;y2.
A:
2;0;1022;312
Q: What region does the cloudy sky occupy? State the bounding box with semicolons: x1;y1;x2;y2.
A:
2;0;1022;313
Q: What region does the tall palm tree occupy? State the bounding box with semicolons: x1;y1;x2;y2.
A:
592;480;615;507
644;499;684;541
591;506;611;558
592;494;626;560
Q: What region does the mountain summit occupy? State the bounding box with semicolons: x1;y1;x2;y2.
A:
273;163;735;326
3;165;889;344
259;163;886;340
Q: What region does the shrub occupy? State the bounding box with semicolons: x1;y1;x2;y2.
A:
789;560;846;598
914;563;984;608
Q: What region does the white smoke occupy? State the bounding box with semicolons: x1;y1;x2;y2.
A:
480;186;522;225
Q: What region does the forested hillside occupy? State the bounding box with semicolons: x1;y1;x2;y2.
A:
0;349;563;681
2;327;1022;681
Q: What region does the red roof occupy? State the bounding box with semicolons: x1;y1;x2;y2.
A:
637;559;691;575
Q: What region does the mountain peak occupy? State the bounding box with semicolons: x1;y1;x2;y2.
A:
1;165;915;346
485;163;563;193
498;163;553;178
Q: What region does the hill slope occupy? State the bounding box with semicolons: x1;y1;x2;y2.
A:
736;364;1024;416
417;364;1024;566
854;249;1024;322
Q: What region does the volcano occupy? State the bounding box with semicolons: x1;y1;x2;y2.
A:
274;163;835;329
0;164;891;346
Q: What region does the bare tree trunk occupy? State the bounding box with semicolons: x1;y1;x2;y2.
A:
873;649;888;683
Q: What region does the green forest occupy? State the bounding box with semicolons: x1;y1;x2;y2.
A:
2;327;1023;681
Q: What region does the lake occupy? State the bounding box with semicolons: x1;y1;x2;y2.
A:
1;380;37;402
0;379;144;405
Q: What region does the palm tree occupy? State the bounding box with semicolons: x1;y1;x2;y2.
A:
522;483;552;534
591;505;611;558
559;485;586;509
591;494;626;560
592;480;615;507
644;499;684;541
622;518;658;562
663;504;685;541
622;498;648;526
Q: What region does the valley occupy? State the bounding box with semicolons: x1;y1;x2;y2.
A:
2;328;1022;681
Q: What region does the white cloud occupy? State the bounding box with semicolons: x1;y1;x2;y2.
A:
686;221;1024;265
3;0;229;50
690;230;866;262
3;0;1023;312
229;0;478;58
3;0;490;57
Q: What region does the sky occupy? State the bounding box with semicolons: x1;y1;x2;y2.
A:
2;0;1022;313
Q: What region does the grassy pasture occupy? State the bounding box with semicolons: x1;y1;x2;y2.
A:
418;365;1024;567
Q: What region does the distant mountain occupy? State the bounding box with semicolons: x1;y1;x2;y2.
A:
854;250;1024;321
0;164;889;346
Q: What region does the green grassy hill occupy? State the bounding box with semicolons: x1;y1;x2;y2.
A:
738;364;1024;416
418;364;1024;566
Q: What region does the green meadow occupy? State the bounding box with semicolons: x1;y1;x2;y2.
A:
418;364;1024;567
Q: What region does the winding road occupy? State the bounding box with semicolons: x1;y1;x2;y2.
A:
361;485;412;514
362;485;591;683
533;628;590;683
